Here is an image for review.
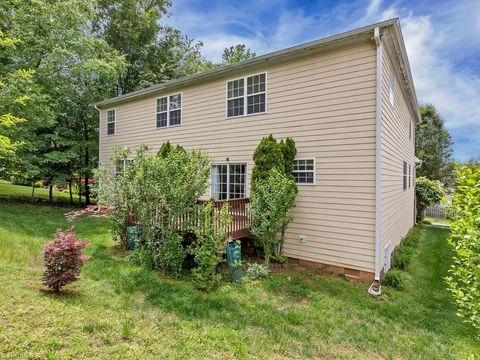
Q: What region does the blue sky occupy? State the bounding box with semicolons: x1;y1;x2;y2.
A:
167;0;480;162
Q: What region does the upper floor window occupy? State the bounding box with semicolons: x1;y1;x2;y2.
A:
403;161;407;190
409;120;412;140
389;73;395;106
293;158;315;185
211;163;246;200
227;73;266;117
106;109;116;135
156;93;182;128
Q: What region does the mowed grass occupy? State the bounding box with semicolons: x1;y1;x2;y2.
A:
0;182;80;204
0;202;478;359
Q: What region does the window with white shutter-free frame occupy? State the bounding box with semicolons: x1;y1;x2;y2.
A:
227;73;266;118
292;159;315;185
106;109;116;135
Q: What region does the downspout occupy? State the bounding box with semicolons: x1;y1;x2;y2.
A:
94;105;101;167
373;27;383;290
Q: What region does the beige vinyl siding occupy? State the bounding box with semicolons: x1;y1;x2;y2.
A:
100;40;377;273
380;46;416;270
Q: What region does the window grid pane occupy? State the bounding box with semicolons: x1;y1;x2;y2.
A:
247;93;265;114
227;79;244;99
107;122;115;135
212;164;228;200
247;73;265;95
156;97;167;113
169;94;181;110
156;112;167;128
292;159;315;184
227;98;244;117
169;110;181;126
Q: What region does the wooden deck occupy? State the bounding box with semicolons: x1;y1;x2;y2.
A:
126;198;252;240
199;198;252;239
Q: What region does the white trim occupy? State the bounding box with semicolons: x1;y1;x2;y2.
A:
374;27;383;282
155;92;183;129
106;108;116;136
225;72;267;118
292;157;316;186
211;162;248;200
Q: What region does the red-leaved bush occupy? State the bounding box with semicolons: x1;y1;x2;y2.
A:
42;229;90;292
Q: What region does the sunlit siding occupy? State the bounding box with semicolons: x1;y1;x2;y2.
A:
99;40;377;273
380;46;416;269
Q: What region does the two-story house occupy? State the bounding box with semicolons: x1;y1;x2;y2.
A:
96;18;421;283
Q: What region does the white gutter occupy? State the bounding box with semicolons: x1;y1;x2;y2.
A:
373;27;383;282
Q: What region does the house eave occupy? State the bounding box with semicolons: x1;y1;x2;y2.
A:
96;18;402;109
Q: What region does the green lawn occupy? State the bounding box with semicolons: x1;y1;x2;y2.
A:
0;202;478;359
0;182;81;204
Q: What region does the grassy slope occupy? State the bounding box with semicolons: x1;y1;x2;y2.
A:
0;182;78;203
0;203;478;359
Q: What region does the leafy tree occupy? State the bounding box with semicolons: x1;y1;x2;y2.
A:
415;177;445;222
92;0;213;93
1;0;124;203
446;166;480;335
250;168;297;266
222;44;256;64
416;105;454;185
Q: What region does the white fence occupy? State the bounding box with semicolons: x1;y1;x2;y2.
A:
424;205;450;219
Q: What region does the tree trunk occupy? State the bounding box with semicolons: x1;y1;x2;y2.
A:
84;148;90;205
49;184;53;203
31;183;35;199
69;180;73;206
78;175;82;206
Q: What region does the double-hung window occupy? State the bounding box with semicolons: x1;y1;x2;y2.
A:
227;73;266;117
292;158;315;184
156;93;182;128
106;109;116;135
211;163;246;200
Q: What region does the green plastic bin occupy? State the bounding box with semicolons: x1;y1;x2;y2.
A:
126;225;140;250
226;242;242;283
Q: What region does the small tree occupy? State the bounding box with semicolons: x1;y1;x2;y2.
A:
42;229;89;292
415;177;445;222
250;168;297;266
446;167;480;335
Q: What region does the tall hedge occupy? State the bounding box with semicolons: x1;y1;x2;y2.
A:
251;135;297;189
446;166;480;335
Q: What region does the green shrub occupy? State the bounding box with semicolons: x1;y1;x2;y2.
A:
34;180;44;188
128;245;156;270
156;232;186;277
250;168;297;266
446;166;480;335
271;255;287;264
188;202;230;291
383;269;409;289
393;247;412;270
246;263;269;280
415;177;445;222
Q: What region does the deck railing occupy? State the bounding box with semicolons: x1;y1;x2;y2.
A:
126;198;252;239
198;198;252;239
